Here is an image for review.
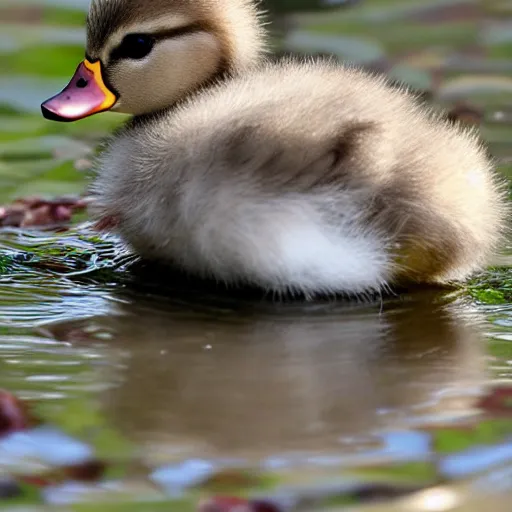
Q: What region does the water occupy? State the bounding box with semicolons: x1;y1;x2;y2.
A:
1;0;512;509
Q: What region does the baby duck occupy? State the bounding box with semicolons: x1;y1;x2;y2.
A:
41;0;506;297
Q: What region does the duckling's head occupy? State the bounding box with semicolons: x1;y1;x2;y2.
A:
41;0;265;120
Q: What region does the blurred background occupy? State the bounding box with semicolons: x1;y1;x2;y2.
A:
1;0;511;204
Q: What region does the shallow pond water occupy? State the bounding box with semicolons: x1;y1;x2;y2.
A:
1;0;512;510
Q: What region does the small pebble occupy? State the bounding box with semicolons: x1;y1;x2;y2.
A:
0;477;22;500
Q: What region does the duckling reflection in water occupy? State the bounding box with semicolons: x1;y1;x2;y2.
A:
45;291;486;459
41;0;507;298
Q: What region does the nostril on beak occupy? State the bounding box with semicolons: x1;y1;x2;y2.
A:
76;78;88;88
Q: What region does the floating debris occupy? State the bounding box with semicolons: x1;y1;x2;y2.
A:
446;103;484;127
0;196;87;229
0;390;39;437
198;496;277;512
477;386;512;417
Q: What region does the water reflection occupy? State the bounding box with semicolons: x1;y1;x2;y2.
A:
39;288;487;463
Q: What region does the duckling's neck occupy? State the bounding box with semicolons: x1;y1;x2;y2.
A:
128;66;231;129
128;46;263;130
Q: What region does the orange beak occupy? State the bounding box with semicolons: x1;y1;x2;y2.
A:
41;59;118;122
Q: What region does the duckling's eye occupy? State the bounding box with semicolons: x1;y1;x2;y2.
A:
111;34;155;61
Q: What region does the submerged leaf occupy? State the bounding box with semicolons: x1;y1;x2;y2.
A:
477;386;512;416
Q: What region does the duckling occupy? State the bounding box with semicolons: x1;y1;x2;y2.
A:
41;0;507;298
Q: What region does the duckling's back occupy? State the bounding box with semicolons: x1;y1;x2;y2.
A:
92;59;507;296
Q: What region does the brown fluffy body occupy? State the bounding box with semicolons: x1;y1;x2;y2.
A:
84;0;507;297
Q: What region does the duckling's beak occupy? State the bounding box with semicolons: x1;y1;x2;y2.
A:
41;60;118;122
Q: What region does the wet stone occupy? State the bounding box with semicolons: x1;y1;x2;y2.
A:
0;477;22;500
